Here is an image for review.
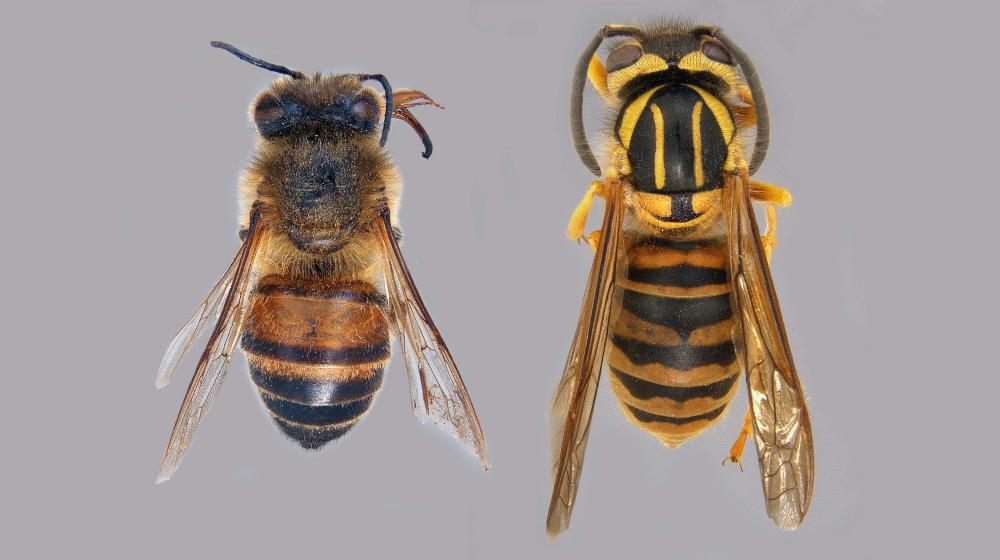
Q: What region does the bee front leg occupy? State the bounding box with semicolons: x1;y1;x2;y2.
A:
391;88;444;111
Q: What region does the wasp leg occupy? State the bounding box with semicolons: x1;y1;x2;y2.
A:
761;204;778;262
748;180;792;207
607;146;632;180
568;150;629;244
566;179;606;242
724;407;753;470
748;180;788;262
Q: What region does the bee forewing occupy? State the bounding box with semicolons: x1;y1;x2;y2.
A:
155;252;241;389
375;210;489;470
156;213;265;483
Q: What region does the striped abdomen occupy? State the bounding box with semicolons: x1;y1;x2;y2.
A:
240;275;389;449
607;238;740;447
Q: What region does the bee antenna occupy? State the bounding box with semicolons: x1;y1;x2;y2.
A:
210;41;305;80
357;74;393;147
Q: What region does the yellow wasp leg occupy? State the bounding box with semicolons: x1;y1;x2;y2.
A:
761;205;778;262
749;179;790;262
724;408;754;470
607;146;632;180
567;149;629;246
566;180;606;241
749;180;792;207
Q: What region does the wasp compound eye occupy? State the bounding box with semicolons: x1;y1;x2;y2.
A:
701;38;734;65
606;44;643;72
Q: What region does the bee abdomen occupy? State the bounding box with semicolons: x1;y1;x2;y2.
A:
608;238;740;446
241;275;390;449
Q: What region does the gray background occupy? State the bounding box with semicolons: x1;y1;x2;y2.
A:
3;0;996;558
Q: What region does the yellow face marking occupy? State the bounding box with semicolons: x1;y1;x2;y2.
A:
684;84;734;144
607;52;668;98
677;51;741;90
650;104;666;190
618;85;664;150
691;100;704;187
587;55;613;103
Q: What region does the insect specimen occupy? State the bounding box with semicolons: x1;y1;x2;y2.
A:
155;42;488;483
548;22;813;536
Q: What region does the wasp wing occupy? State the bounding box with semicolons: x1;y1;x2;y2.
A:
546;182;624;537
375;209;489;470
724;172;814;529
155;210;265;484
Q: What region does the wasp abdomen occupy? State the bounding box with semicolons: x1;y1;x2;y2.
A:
241;275;389;449
607;238;740;447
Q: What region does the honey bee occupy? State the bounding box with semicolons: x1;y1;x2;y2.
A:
154;42;488;483
547;22;814;535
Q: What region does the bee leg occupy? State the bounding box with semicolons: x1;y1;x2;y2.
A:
723;407;753;469
584;229;602;252
566;179;607;242
391;88;444;111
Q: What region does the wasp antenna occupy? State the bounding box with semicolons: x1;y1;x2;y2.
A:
210;41;305;79
714;30;769;175
570;25;646;176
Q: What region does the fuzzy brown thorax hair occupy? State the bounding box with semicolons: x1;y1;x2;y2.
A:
237;74;402;280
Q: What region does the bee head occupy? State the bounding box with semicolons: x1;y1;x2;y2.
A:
211;41;394;147
250;75;386;146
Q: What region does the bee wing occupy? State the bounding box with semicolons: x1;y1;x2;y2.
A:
154;247;241;389
155;210;265;484
724;172;815;529
375;209;489;470
546;182;624;537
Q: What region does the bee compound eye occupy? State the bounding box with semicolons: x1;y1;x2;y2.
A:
702;38;734;65
350;99;376;121
606;44;643;72
254;94;284;122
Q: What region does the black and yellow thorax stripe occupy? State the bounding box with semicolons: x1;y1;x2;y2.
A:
616;84;734;195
